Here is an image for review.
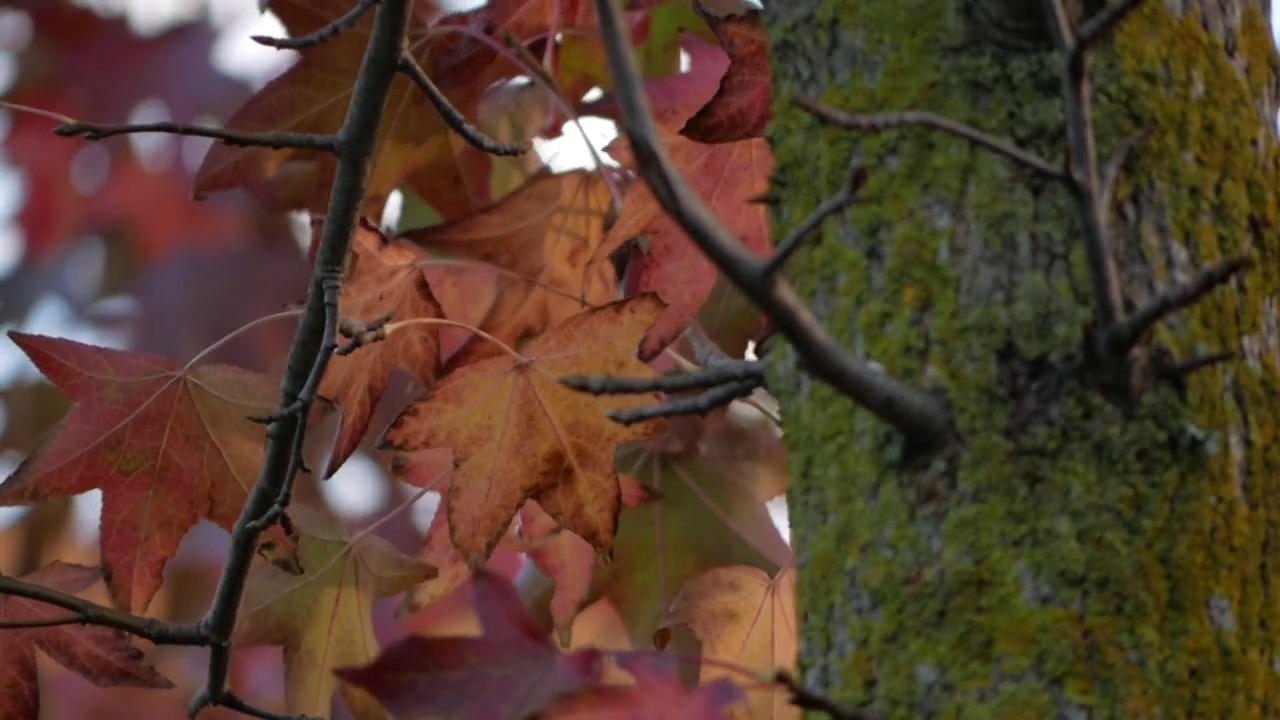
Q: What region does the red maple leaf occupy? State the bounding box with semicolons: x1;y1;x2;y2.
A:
680;8;771;143
336;569;605;720
0;333;292;612
0;563;171;720
539;652;745;719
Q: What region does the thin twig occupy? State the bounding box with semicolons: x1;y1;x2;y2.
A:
1043;0;1122;331
0;574;204;645
1164;350;1235;378
54;122;337;152
252;0;378;50
1100;127;1149;211
188;0;413;716
592;0;951;447
1077;0;1145;52
216;691;319;720
774;670;881;720
562;360;763;395
765;157;867;274
608;379;760;425
397;51;529;157
1103;255;1253;354
794;96;1063;180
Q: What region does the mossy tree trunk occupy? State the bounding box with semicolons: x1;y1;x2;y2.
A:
763;1;1280;717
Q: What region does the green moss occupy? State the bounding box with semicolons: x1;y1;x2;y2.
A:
764;1;1280;718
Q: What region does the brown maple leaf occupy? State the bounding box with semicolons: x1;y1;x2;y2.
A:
318;222;443;478
663;565;798;720
379;294;666;562
605;129;773;359
233;502;436;720
0;333;294;613
196;0;495;216
399;169;624;371
0;563;171;720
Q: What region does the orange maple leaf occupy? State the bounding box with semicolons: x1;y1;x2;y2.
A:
379;294;666;562
605;130;773;359
0;333;293;613
0;563;171;720
663;565;798;720
232;503;436;720
318;223;443;477
399;169;624;370
195;0;494;215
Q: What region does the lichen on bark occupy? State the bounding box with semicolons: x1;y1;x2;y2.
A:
762;1;1280;717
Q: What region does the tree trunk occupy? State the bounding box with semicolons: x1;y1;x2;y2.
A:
762;1;1280;717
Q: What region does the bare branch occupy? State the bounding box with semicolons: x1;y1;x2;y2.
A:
0;574;204;645
252;0;378;50
765;157;867;274
1043;0;1123;331
794;96;1063;180
397;52;530;157
561;360;763;395
1100;127;1149;211
1103;255;1253;354
188;0;413;715
1164;350;1235;379
592;0;951;448
201;690;320;720
1077;0;1145;52
774;670;881;720
608;379;761;425
54;121;337;152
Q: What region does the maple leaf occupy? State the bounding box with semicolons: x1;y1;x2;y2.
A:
605;125;773;360
0;562;171;720
663;566;798;720
398;170;624;370
600;406;791;645
539;652;745;719
336;569;605;720
318;223;443;478
0;333;291;613
232;503;436;720
680;8;771;143
195;0;494;215
379;294;666;563
520;478;659;644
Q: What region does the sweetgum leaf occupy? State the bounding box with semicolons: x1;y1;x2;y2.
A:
379;295;666;563
605;129;772;359
664;566;798;720
336;569;605;720
539;652;745;719
318;223;443;477
398;170;624;370
603;407;790;645
196;0;494;215
0;562;171;720
0;333;293;613
233;503;436;720
680;8;771;143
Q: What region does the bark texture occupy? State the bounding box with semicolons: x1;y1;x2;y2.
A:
763;1;1280;717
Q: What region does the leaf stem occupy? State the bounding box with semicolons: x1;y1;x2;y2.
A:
182;309;302;371
382;317;523;361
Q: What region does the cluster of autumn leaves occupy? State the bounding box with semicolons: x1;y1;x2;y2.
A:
0;0;799;718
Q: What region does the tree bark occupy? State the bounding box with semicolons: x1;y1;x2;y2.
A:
763;1;1280;717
